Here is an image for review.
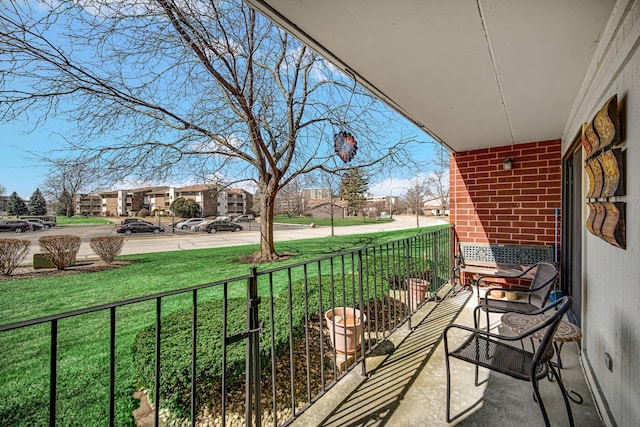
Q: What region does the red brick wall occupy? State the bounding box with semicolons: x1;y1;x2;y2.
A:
450;139;561;245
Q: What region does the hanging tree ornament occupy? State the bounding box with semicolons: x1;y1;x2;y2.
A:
334;130;358;163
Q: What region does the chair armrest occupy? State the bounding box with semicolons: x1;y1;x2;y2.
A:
474;302;534;317
444;321;535;349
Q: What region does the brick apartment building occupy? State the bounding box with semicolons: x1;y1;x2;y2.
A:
75;185;254;218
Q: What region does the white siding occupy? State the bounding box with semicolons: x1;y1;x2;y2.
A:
562;1;640;425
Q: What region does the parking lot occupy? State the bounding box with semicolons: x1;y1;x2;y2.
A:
11;215;447;263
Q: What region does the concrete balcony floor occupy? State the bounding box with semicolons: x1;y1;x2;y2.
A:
291;289;603;427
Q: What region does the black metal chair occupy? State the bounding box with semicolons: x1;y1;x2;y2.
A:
474;261;559;330
444;296;574;426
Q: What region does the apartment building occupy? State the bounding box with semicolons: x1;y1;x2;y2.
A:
98;188;151;217
226;188;253;216
302;188;332;207
75;185;252;218
74;194;102;216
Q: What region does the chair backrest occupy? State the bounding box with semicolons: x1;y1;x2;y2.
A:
528;262;559;307
530;296;573;374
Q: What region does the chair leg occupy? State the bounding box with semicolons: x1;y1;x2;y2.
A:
445;355;453;422
549;362;575;427
531;377;551;427
485;309;491;332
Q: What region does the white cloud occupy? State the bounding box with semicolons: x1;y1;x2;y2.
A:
368;177;413;197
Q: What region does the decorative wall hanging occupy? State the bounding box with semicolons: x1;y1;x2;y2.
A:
581;122;593;157
586;202;598;237
334;131;358;163
591;202;607;239
593;94;621;151
582;93;626;249
584;119;600;156
601;202;626;249
585;157;604;199
597;148;624;197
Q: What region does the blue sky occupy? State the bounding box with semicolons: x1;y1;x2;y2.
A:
0;2;445;200
0;115;442;199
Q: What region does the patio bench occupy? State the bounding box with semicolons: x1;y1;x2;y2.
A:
457;242;554;290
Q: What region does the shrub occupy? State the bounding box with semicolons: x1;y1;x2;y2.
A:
0;238;30;275
131;273;376;419
38;235;81;270
89;236;124;264
138;208;150;218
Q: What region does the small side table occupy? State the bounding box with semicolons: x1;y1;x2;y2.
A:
501;312;583;404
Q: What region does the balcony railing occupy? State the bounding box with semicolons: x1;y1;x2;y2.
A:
0;227;452;426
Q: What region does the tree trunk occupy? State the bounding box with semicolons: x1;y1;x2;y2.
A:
257;190;279;261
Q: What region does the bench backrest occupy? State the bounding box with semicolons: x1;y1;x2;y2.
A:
459;243;554;268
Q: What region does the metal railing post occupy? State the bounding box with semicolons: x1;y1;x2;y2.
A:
245;266;261;427
357;249;367;377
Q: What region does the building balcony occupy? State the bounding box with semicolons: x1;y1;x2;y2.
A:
291;291;598;427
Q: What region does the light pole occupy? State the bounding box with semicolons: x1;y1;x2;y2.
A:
389;187;404;219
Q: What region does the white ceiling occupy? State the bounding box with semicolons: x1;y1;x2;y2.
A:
244;0;615;152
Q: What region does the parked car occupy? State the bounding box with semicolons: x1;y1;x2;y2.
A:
205;220;243;233
233;214;255;222
24;220;43;231
0;220;33;233
191;220;213;231
116;222;165;235
175;218;205;229
121;218;152;225
24;218;56;229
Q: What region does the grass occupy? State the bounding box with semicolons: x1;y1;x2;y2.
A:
56;216;113;225
273;214;393;226
0;224;448;426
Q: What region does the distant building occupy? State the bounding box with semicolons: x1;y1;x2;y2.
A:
423;196;449;216
74;194;102;216
173;185;222;217
300;188;339;215
226;188;254;216
73;184;252;218
309;201;348;219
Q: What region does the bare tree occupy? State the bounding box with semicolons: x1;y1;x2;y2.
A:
43;159;97;217
0;184;6;197
0;0;423;260
425;147;450;214
405;177;429;227
277;177;304;217
311;171;343;236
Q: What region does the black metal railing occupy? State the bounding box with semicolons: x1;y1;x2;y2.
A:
0;226;452;426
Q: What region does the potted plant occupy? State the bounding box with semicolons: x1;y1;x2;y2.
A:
325;307;366;354
406;277;429;309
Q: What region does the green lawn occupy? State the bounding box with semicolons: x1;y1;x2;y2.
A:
273;214;393;226
0;224;448;426
56;215;114;225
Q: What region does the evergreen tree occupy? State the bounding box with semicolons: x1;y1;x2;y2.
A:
7;192;29;216
28;188;48;215
340;167;369;216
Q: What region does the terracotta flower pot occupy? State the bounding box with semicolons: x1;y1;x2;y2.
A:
407;278;429;308
325;307;366;354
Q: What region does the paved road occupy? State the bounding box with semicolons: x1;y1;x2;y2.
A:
15;215;448;262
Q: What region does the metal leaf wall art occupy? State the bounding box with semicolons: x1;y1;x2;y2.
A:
582;94;626;249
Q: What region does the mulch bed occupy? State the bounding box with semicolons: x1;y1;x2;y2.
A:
0;259;134;281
